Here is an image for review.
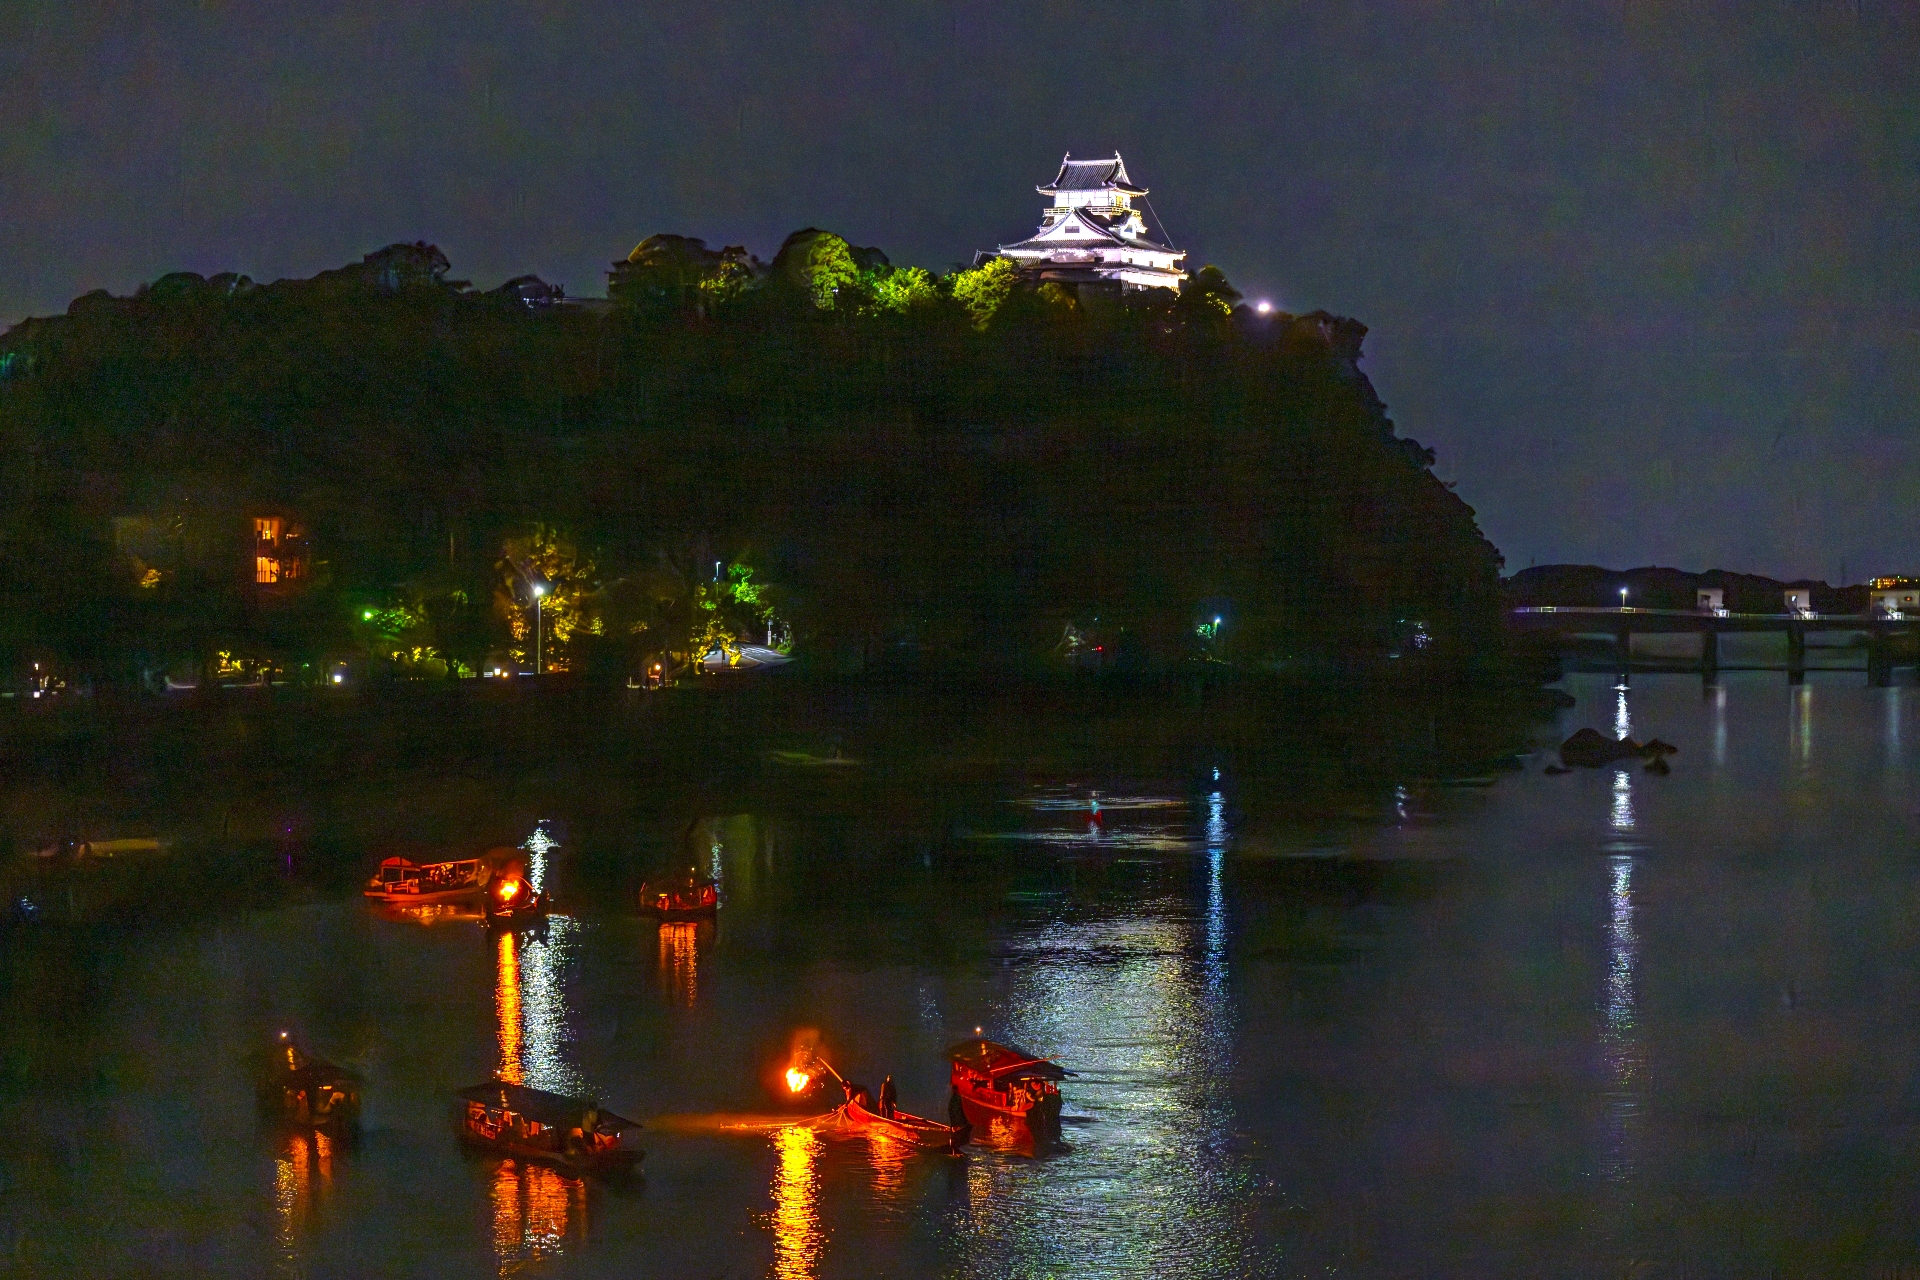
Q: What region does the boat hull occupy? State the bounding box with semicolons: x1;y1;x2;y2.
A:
459;1132;641;1178
365;886;484;905
831;1098;957;1147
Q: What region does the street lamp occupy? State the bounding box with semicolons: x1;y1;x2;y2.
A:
532;583;546;675
1619;587;1629;609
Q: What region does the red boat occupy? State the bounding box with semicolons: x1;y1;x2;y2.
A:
364;854;489;905
947;1038;1070;1138
637;870;718;921
483;866;548;927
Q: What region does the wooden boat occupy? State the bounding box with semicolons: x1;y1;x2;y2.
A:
482;868;548;927
831;1093;958;1147
261;1033;361;1131
637;870;718;921
947;1038;1071;1137
455;1079;642;1178
364;854;489;905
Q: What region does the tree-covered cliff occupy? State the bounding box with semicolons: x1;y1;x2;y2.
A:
0;236;1505;686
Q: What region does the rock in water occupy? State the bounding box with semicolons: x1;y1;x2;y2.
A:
1645;756;1671;775
1559;727;1644;768
1642;738;1679;758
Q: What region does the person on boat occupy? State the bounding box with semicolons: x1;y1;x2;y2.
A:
877;1075;897;1118
947;1085;972;1153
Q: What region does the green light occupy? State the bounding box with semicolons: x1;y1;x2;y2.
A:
363;610;374;620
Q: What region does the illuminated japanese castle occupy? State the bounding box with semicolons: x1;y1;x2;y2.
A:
986;153;1186;292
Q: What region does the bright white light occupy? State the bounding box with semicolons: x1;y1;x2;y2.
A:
532;584;546;597
1213;616;1222;626
1254;300;1273;315
330;672;344;685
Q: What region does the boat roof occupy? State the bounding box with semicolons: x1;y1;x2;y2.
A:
944;1038;1073;1081
455;1079;639;1130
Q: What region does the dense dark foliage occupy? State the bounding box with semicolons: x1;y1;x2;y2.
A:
0;239;1504;687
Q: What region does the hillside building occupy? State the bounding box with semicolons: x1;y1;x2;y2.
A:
983;154;1186;292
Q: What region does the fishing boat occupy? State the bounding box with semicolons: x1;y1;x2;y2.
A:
364;854;490;905
636;868;718;920
455;1079;642;1178
482;865;547;927
260;1032;361;1131
832;1093;957;1147
947;1038;1071;1137
784;1051;959;1148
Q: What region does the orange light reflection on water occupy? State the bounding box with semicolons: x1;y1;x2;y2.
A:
495;930;523;1083
489;1161;584;1276
658;922;700;1007
768;1124;825;1279
272;1129;332;1274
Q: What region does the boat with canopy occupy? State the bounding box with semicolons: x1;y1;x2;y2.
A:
947;1038;1071;1137
455;1079;642;1178
260;1032;361;1131
636;867;718;920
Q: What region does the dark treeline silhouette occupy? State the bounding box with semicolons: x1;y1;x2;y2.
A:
0;235;1505;690
1506;565;1871;615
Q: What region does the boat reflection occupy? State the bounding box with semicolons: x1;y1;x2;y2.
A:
381;902;483;927
272;1128;333;1274
767;1124;825;1279
657;921;710;1007
488;1160;585;1276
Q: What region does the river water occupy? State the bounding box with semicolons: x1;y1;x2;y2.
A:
6;671;1920;1278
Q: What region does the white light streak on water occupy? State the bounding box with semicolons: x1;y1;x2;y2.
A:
1600;855;1642;1183
1615;687;1632;740
1796;685;1813;766
1610;770;1635;832
521;821;557;893
1205;789;1227;991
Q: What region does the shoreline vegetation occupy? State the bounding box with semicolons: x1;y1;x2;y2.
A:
0;229;1551;925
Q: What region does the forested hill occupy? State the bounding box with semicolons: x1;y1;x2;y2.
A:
0;236;1504;684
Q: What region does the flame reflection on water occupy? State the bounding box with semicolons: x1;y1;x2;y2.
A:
494;920;586;1094
768;1124;825;1279
272;1129;331;1276
489;1161;584;1276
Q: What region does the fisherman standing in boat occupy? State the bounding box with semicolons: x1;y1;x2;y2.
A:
877;1075;898;1119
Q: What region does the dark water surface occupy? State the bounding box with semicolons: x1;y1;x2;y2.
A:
7;671;1920;1278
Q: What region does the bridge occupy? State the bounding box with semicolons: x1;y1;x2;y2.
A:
1509;606;1915;685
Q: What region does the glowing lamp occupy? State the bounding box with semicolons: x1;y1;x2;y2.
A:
532;584;546;598
496;878;521;901
1255;300;1273;314
362;610;374;620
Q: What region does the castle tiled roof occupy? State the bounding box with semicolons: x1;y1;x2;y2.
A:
1037;153;1147;196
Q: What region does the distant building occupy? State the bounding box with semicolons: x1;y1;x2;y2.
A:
1784;588;1814;617
983;153;1186;292
1695;587;1726;614
251;514;308;590
1869;578;1920;618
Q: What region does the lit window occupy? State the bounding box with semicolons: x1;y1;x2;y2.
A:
256;556;279;584
255;517;281;545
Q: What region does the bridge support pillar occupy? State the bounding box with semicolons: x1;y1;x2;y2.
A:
1787;623;1806;685
1700;628;1719;683
1869;630;1893;687
1616;628;1632;674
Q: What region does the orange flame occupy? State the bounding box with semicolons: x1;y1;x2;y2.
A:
785;1068;811;1093
496;878;521;901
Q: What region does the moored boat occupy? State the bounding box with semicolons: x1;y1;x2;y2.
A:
637;868;718;920
947;1038;1071;1138
364;854;489;905
455;1079;642;1178
261;1032;361;1131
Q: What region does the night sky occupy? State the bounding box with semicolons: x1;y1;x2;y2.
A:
4;2;1917;579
